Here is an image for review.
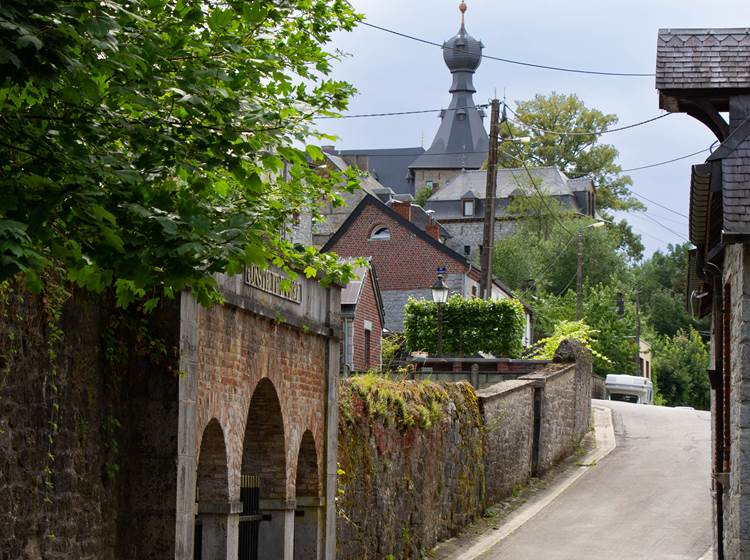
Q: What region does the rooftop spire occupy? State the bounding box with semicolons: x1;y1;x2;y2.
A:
459;1;467;25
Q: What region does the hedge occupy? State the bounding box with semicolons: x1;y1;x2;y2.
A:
403;295;526;357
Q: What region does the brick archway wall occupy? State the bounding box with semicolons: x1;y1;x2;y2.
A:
242;378;286;499
196;418;229;502
295;430;319;498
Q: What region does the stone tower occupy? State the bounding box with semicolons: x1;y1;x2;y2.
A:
408;1;489;193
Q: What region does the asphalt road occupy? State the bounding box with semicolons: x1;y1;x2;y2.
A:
477;400;713;560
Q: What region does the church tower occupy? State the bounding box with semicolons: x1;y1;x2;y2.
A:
409;1;489;193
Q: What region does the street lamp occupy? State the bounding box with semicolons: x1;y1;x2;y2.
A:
431;274;449;355
576;221;607;320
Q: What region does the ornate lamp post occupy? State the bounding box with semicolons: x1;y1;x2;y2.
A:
431;273;449;355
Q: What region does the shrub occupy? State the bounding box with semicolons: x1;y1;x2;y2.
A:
403;295;525;357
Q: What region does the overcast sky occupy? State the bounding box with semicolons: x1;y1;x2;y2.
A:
319;0;750;257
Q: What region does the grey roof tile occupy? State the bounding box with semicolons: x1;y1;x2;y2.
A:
656;28;750;89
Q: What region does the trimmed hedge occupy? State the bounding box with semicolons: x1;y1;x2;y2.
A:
403;295;525;357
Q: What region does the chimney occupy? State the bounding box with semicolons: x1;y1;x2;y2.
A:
392;200;412;222
426;221;441;241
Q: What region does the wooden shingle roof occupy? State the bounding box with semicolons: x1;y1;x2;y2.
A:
656;28;750;91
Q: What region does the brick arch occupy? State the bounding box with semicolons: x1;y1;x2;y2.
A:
196;418;229;502
242;378;286;499
295;430;319;498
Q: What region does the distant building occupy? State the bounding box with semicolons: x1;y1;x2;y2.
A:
638;340;652;380
322;193;532;342
340;260;385;373
425;167;596;257
656;27;750;559
327;3;488;197
312;151;394;248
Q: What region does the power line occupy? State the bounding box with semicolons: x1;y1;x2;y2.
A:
360;21;655;77
629;211;690;242
630;191;689;219
505;105;672;136
620;147;712;173
317;104;488;120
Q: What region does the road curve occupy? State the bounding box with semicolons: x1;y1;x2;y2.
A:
477;399;712;560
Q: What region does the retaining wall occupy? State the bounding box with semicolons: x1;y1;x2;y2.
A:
337;340;593;558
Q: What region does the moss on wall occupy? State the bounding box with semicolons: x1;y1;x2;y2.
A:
337;375;484;559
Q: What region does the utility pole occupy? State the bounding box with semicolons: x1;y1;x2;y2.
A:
576;229;584;320
635;288;642;375
479;98;501;299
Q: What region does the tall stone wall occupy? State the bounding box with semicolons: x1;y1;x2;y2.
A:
0;280;179;560
337;341;593;558
722;242;750;559
336;379;484;559
478;380;535;502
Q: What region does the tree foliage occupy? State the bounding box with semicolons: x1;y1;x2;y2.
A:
0;0;361;306
635;243;709;337
493;213;639;297
500;93;643;212
652;329;710;410
404;295;525;357
532;320;610;363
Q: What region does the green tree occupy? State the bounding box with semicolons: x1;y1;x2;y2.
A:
652;329;710;410
414;186;432;207
493;213;637;297
500;93;643;212
0;0;361;305
635;243;709;337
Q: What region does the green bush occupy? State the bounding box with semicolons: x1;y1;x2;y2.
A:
403;295;525;357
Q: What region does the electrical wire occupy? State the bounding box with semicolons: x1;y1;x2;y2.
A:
620;148;712;173
505;105;672;136
630;191;689;219
316;104;488;120
629;211;690;242
360;21;655;77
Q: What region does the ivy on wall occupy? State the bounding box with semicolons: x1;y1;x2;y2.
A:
403;295;526;357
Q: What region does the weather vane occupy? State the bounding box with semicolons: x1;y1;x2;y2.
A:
459;1;467;25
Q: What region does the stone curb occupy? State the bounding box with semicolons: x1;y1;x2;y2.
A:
452;405;617;560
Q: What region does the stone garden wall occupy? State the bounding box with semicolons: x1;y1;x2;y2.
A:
336;378;484;559
337;340;593;559
0;279;180;560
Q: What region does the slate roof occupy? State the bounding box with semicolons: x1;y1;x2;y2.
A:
340;259;385;324
335;147;424;195
409;20;489;171
656;28;750;90
428;167;593;201
324;152;393;198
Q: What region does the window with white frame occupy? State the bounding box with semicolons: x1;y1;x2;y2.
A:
370;225;391;240
462;199;475;216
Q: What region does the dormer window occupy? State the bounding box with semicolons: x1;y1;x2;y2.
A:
461;190;478;217
370;226;391;240
462;199;475;216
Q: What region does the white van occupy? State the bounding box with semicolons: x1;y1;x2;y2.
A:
605;374;653;405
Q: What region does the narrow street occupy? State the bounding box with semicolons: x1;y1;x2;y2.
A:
477;400;712;560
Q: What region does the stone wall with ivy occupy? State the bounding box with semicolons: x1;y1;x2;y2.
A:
336;375;484;559
0;276;180;560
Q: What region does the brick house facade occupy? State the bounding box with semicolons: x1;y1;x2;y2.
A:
341;261;385;373
322;194;532;342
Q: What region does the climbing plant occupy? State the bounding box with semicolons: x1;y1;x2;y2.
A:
0;0;361;307
403;295;526;357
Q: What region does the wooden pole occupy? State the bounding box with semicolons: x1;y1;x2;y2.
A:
480;99;501;299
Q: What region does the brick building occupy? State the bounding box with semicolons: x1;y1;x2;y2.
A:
341;260;385;373
322;194;532;342
656;28;750;559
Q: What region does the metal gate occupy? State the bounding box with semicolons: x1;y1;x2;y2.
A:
239;474;262;560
